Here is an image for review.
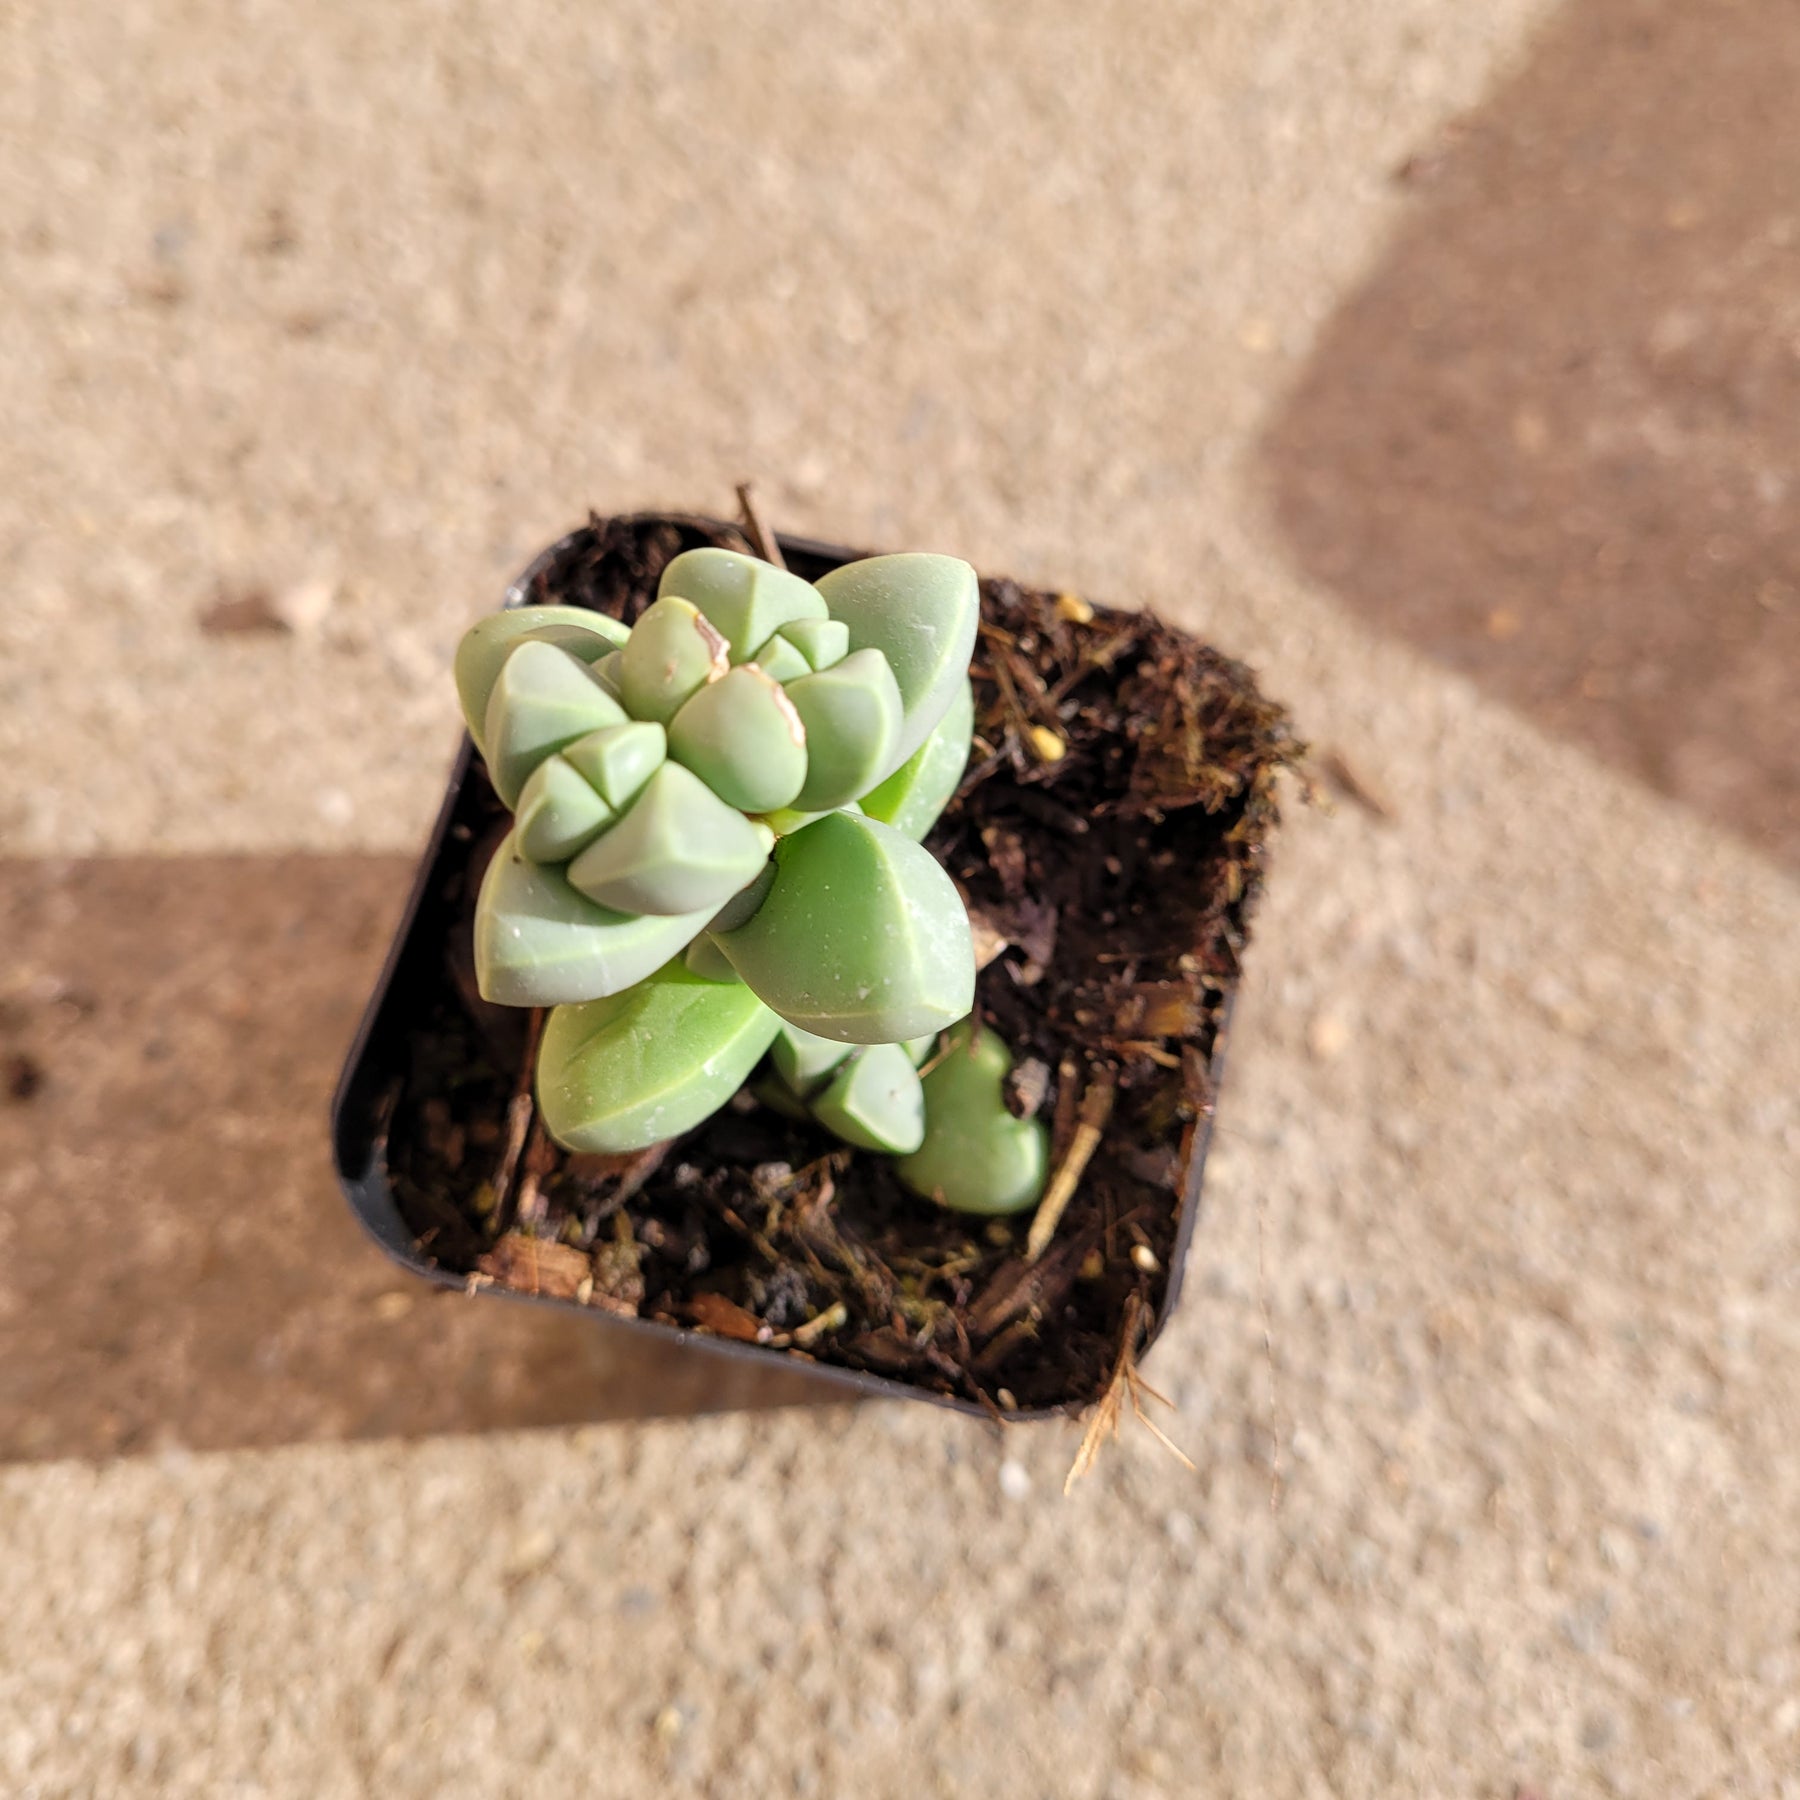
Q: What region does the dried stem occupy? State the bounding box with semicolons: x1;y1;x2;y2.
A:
492;1007;546;1233
734;482;786;570
1026;1070;1116;1263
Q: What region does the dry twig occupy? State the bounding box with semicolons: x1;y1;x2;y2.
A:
735;482;786;570
1025;1070;1116;1263
492;1008;546;1232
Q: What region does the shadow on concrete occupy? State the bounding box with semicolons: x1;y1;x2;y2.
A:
1262;0;1800;870
0;854;827;1465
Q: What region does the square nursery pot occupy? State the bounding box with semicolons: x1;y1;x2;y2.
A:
332;512;1296;1420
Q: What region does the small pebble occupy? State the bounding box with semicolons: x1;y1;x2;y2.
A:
1026;725;1067;764
1131;1243;1160;1274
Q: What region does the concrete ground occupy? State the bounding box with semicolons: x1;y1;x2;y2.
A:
3;1;1797;1794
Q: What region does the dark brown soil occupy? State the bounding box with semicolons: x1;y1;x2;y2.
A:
382;514;1298;1414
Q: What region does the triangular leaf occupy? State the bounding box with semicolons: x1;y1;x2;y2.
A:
484;640;628;807
746;634;812;685
858;677;974;840
659;547;827;662
810;1042;926;1154
776;617;849;672
537;963;781;1153
514;754;613;864
667;665;808;813
562;720;666;812
473;831;711;1006
565;761;774;917
783;649;904;813
455;607;629;756
813;554;978;780
713;811;974;1043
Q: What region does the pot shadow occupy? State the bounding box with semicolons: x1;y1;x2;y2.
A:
1260;0;1800;871
0;853;828;1467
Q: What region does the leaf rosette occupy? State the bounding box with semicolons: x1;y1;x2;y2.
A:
458;547;1008;1183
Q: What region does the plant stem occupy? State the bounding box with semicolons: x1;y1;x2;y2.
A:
734;481;786;570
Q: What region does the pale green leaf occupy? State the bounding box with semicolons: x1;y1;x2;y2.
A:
537;963;781;1153
714;811;974;1043
659;546;826;662
784;648;904;813
565;761;774;917
561;720;666;811
514;754;613;864
473;830;711;1006
667;664;808;813
858;677;974;840
774;617;850;671
810;1042;926;1154
896;1021;1048;1215
483;640;628;808
813;553;979;779
618;595;730;724
455;607;629;755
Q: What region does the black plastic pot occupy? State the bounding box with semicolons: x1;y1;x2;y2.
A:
331;519;1233;1419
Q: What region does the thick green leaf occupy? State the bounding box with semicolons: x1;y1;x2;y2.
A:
896;1021;1048;1215
590;650;625;703
757;800;860;839
713;811;975;1043
667;664;808;813
776;617;850;672
561;720;666;811
745;633;811;685
537;963;781;1153
514;754;613;864
767;1021;855;1098
473;831;711;1006
682;932;741;983
565;762;774;917
784;649;904;813
618;595;730;724
455;607;629;755
706;863;776;933
858;677;974;841
810;1042;926;1154
813;553;979;778
483;640;628;808
659;547;826;662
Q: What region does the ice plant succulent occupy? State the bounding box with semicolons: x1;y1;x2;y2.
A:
455;545;1025;1191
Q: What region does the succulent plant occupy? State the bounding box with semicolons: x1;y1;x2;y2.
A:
456;545;991;1160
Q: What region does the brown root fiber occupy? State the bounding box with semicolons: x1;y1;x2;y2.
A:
383;514;1300;1414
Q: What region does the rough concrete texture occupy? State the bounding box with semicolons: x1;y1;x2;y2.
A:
4;1;1799;1796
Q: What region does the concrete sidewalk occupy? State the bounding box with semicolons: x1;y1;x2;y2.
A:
4;2;1797;1795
